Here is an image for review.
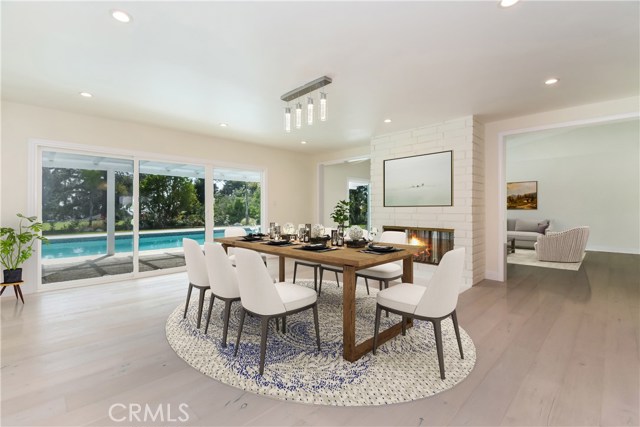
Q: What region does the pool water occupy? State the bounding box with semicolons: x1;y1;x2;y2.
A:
42;228;254;259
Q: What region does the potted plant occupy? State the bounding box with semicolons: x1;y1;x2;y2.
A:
330;200;350;228
0;214;48;283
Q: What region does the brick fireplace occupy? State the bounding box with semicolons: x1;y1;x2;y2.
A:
383;226;454;265
370;116;485;289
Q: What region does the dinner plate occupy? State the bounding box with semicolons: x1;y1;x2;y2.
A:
265;240;290;246
300;244;328;251
241;236;263;242
367;244;395;253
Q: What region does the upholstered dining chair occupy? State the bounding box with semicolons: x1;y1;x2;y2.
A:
183;238;210;329
355;230;407;293
372;247;466;380
317;229;369;295
292;227;336;293
224;226;267;266
203;242;241;347
233;248;321;375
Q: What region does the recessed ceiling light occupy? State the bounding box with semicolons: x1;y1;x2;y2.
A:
111;10;132;23
79;92;93;98
384;119;392;123
499;0;520;8
545;78;559;85
300;140;307;145
219;123;228;127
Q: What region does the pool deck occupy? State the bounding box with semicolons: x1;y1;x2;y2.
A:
42;249;187;284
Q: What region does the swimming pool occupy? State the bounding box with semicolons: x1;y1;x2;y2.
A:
42;228;257;259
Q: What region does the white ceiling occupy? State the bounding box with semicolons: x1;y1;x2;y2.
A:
2;1;638;153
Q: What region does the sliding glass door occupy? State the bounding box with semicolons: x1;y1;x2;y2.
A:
138;161;205;272
38;146;263;287
213;168;262;237
41;151;134;284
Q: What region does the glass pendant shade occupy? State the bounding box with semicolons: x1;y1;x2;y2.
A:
284;107;291;133
307;97;314;125
295;103;302;129
320;92;327;121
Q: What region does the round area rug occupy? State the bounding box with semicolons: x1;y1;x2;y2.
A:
166;280;476;406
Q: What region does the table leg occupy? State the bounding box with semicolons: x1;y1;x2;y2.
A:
342;265;357;361
402;255;414;283
13;285;19;301
0;286;6;296
278;256;285;283
511;239;515;254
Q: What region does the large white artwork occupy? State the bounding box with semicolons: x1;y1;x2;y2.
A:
383;151;453;207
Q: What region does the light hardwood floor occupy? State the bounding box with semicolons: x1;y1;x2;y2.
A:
1;252;638;426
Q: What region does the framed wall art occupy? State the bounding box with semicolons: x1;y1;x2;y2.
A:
507;181;538;210
383;150;453;207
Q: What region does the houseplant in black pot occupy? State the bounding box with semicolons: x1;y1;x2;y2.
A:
0;214;48;283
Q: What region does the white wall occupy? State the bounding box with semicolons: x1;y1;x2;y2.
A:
321;160;370;226
1;101;315;294
484;96;640;281
506;119;640;253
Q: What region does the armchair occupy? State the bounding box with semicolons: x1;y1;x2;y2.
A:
534;226;589;263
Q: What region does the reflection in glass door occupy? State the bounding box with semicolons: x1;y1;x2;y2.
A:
41;151;134;284
138;161;205;272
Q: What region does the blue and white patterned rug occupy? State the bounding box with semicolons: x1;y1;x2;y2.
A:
166;280;476;406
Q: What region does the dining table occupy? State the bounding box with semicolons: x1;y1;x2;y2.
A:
216;236;425;362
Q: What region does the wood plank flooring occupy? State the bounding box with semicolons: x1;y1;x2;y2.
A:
1;252;638;426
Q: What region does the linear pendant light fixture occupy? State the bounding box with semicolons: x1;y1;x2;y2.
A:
282;76;332;132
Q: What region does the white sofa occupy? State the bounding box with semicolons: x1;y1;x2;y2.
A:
507;218;550;249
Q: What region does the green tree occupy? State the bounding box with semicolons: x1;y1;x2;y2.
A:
139;175;201;229
349;185;368;226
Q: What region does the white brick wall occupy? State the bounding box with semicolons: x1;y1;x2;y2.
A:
370;116;485;289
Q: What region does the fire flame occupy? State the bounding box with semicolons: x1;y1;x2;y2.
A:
410;235;431;259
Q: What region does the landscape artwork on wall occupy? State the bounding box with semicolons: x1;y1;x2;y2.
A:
383;150;453;207
507;181;538;210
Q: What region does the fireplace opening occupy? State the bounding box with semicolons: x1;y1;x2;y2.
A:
383;226;454;265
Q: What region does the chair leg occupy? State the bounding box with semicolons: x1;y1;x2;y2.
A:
259;317;270;375
334;271;340;287
385;280;390;317
312;304;321;351
275;317;280;330
318;268;324;296
281;316;286;333
196;288;206;329
451;310;464;359
293;262;298;283
364;277;370;295
204;294;216;335
373;304;382;354
183;284;193;318
221;300;233;347
313;266;318;292
234;308;246;357
402;316;407;336
433;319;445;380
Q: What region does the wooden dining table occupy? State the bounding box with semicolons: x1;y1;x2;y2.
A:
216;236;424;362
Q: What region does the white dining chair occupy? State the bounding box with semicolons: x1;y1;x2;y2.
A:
224;226;267;266
355;230;407;292
318;229;369;295
292;227;336;293
183;238;210;329
233;248;321;375
373;247;466;380
203;242;241;347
